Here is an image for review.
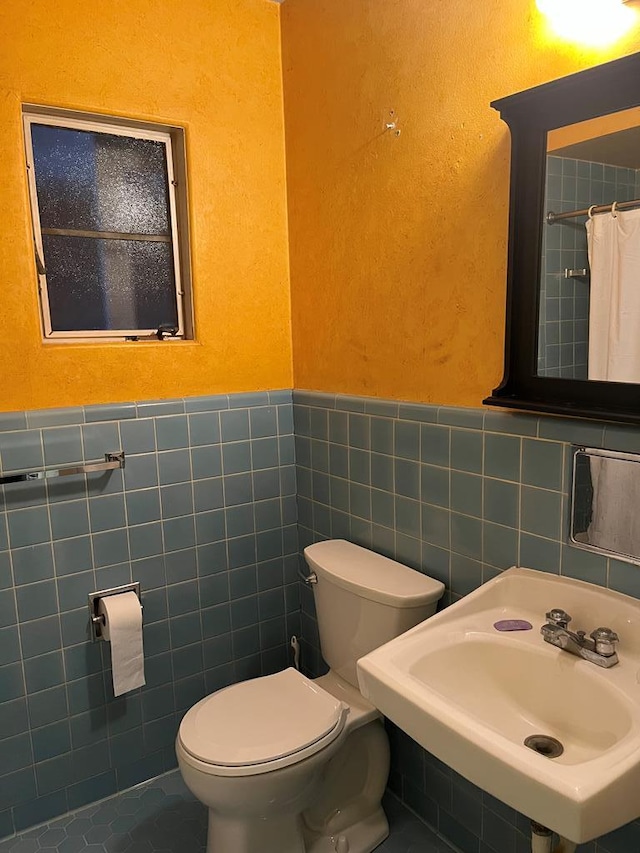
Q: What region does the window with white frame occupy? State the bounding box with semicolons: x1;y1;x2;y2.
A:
23;107;192;341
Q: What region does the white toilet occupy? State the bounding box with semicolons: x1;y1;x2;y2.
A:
176;539;444;853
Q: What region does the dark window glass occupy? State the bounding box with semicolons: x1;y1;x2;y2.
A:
42;235;178;332
30;122;178;334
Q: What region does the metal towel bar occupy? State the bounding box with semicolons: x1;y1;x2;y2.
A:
0;451;125;486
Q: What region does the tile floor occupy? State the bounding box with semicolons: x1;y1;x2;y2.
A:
0;771;456;853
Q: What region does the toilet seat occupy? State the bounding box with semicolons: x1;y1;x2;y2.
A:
178;668;349;777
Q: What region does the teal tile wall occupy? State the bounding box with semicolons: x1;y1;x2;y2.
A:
294;390;640;853
6;385;640;851
0;390;298;840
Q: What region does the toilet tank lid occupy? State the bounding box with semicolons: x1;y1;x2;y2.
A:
304;540;444;608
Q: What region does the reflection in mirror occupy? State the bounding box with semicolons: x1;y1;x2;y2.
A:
537;108;640;383
571;446;640;564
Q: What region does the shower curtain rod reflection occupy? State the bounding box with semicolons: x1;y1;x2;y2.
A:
547;198;640;225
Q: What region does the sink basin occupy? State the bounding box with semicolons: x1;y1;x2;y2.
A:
357;567;640;843
411;638;632;766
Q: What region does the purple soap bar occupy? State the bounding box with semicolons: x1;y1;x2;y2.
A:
494;619;533;632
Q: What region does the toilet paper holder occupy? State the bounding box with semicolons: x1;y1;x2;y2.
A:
88;582;143;642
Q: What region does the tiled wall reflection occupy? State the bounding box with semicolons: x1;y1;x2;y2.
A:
0;391;298;840
538;155;640;379
294;390;640;853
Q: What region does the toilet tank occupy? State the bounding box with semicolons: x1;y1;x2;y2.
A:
304;540;444;687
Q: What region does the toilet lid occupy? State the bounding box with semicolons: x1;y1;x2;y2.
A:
179;668;348;772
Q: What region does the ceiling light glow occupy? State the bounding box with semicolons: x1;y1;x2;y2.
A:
536;0;635;46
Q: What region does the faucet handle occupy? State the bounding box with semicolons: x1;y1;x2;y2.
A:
546;609;572;628
590;627;619;657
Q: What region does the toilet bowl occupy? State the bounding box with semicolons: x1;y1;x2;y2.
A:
177;539;444;853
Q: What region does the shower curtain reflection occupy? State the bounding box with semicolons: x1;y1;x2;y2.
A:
587;209;640;558
587;207;640;383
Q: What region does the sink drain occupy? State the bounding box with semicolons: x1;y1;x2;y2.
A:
524;734;564;759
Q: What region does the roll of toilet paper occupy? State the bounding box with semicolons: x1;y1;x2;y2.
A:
98;591;145;697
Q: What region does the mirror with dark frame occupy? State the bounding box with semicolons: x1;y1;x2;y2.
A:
484;52;640;424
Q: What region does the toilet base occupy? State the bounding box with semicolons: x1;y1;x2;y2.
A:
178;671;392;853
304;806;389;853
205;805;388;853
206;808;306;853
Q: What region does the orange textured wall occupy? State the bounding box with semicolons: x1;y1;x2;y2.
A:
0;0;291;411
281;0;640;406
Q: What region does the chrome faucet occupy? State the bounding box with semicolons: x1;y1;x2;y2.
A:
541;609;619;668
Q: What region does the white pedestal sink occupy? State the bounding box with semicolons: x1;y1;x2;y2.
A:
357;567;640;843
